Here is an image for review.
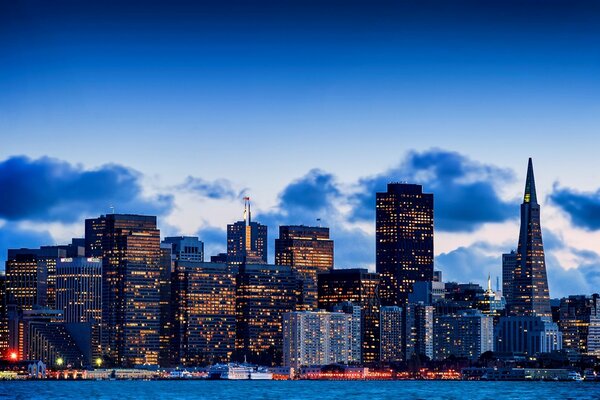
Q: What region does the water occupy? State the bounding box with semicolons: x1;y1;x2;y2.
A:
0;380;598;400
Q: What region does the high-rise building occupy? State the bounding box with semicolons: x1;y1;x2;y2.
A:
235;263;299;365
158;242;174;367
558;294;600;355
433;310;493;360
283;311;355;369
404;302;434;360
55;257;102;362
227;198;268;264
0;273;8;358
511;159;552;318
495;315;562;355
162;236;204;262
171;261;237;366
502;250;517;308
317;268;380;364
379;306;403;363
376;183;434;306
275;225;334;310
85;214;161;367
332;302;362;363
475;274;506;317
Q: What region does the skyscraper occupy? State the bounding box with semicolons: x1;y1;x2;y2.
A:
275;225;334;310
170;261;237;365
511;158;552;318
227;198;268;264
558;294;600;355
317;268;380;364
502;250;517;308
379;306;403;363
0;273;8;358
235;263;299;365
376;183;434;306
433;310;493;360
162;236;204;262
85;214;161;367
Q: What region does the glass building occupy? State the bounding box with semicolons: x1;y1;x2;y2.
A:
376;183;434;307
275;225;334;310
317;268;380;364
85;214;161;367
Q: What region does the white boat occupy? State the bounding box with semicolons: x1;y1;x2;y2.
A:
584;370;598;381
567;371;583;381
208;363;273;380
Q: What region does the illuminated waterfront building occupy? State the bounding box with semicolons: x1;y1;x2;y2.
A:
502;250;517;308
171;261;237;365
379;306;403;363
0;273;7;357
433;309;493;360
495;315;562;355
376;183;434;306
85;214;161;367
404;302;434;360
275;225;334;310
332;302;362;363
558;294;600;355
227;198;267;264
283;311;354;370
511;158;552;318
317;268;380;364
236;263;299;365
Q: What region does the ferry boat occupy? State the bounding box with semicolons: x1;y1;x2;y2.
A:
567;371;583;381
584;370;599;381
207;363;273;380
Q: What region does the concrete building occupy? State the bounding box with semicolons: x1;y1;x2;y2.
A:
495;316;562;355
434;310;493;360
379;306;403;363
283;311;354;369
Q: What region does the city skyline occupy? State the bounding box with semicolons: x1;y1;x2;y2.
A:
2;1;600;300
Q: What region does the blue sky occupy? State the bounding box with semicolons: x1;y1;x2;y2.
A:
1;1;600;297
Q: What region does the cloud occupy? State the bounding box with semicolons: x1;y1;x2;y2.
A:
549;184;600;230
178;176;245;200
350;149;517;232
196;225;227;260
0;155;173;222
435;241;504;286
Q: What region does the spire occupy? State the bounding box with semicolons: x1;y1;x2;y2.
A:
243;197;251;226
523;157;538;204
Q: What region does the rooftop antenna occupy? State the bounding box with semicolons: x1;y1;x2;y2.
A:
243;197;251;226
109;204;115;214
316;218;321;227
496;276;500;292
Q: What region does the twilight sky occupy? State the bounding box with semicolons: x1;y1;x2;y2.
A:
1;0;600;297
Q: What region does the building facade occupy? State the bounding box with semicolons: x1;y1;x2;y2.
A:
558;294;600;355
170;261;237;365
511;159;552;318
162;236;204;262
283;311;354;369
376;183;434;306
502;250;517;308
404;302;434;360
275;225;334;310
380;306;403;363
227;198;268;264
317;268;380;364
85;214;161;367
235;263;299;365
433;310;493;360
495;316;562;355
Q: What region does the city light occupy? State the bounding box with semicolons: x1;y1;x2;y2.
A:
56;357;64;367
9;351;18;361
95;358;102;367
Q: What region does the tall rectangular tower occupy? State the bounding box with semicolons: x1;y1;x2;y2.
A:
86;214;161;367
376;183;434;306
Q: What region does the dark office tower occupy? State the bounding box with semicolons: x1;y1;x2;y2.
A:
158;243;174;367
85;214;161;367
317;268;381;365
511;159;552;318
227;198;268;264
502;250;517;308
0;273;7;357
559;294;600;354
376;183;434;307
275;225;334;310
171;262;237;365
162;236;204;262
235;263;299;365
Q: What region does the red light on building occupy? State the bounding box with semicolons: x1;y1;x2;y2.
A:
9;351;18;361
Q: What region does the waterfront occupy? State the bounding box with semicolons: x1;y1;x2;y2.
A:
0;381;598;400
